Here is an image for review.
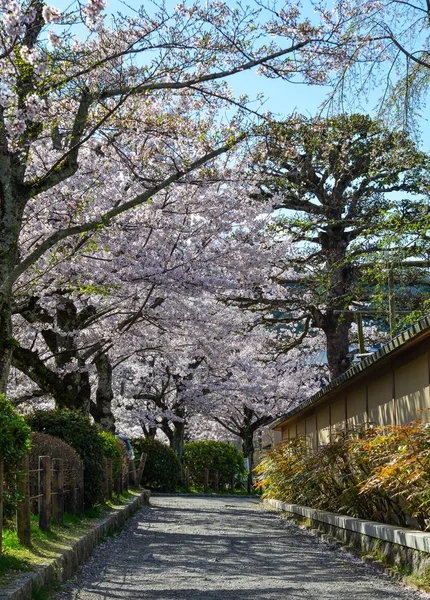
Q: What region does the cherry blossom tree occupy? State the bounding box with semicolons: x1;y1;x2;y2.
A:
177;314;327;484
10;119;296;439
0;0;336;394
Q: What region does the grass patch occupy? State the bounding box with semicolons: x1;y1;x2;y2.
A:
0;492;140;591
106;489;138;509
1;510;102;588
31;581;61;600
0;513;94;588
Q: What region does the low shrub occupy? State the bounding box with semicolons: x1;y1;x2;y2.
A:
115;437;130;484
0;395;31;521
255;422;430;530
0;394;31;469
131;438;180;491
183;441;246;488
27;410;104;508
99;432;124;480
29;432;84;513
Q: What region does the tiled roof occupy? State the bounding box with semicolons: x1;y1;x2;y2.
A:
270;314;430;430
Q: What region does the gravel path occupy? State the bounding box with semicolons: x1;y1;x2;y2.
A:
54;496;430;600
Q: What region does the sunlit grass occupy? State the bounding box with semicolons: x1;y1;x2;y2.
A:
0;491;141;590
0;514;92;586
106;489;138;509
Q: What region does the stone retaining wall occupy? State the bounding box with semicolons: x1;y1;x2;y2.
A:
265;498;430;586
0;489;150;600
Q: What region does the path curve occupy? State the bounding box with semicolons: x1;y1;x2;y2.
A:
54;496;429;600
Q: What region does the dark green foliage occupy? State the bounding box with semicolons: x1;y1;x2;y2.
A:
116;439;130;483
0;395;31;522
0;394;30;468
131;438;180;491
99;432;124;479
183;441;246;487
27;410;104;508
251;114;430;378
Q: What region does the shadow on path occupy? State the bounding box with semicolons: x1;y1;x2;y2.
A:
55;496;422;600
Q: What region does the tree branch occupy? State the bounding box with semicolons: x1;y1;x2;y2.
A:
7;134;246;291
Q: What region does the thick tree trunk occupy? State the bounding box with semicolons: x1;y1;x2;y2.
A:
171;421;185;464
159;420;184;483
92;353;116;432
12;345;92;412
0;212;23;392
0;294;13;394
240;406;259;493
147;427;157;438
323;314;352;380
241;428;255;494
0;142;23;393
316;227;355;380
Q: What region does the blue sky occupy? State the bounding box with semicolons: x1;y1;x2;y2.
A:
53;0;430;150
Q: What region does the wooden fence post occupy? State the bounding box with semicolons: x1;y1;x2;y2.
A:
204;469;209;493
77;461;84;515
136;453;147;487
70;484;77;515
123;464;129;492
184;467;190;488
17;455;31;545
52;459;64;524
39;455;51;531
115;471;121;496
103;458;108;502
0;459;4;558
107;459;113;500
128;460;136;487
214;470;219;493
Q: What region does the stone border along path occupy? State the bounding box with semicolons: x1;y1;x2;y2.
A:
52;496;430;600
0;490;150;600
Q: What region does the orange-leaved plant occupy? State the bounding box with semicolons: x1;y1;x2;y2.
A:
254;422;430;530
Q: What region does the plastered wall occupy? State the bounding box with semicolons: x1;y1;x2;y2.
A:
281;351;430;447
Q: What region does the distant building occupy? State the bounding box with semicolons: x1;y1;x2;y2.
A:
270;315;430;447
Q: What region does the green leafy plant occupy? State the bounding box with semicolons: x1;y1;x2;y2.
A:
359;422;430;530
183;441;246;488
131;438;180;491
26;410;104;508
0;394;30;467
99;432;124;480
0;394;31;520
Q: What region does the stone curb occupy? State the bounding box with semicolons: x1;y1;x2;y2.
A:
0;489;151;600
265;498;430;591
265;499;430;553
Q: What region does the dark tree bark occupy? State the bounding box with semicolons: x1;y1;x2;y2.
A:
93;352;116;432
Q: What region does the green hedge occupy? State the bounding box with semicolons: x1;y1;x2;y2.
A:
27;409;104;508
131;438;180;491
183;441;246;488
0;394;30;469
99;431;124;480
0;395;31;522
